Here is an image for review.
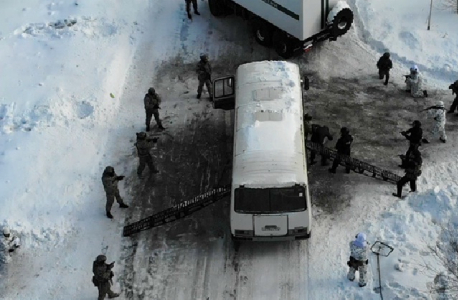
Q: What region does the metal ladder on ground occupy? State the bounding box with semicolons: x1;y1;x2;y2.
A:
305;141;402;184
123;185;231;237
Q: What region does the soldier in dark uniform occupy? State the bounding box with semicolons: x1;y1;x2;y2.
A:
393;149;422;198
185;0;200;20
447;80;458;114
196;54;213;99
144;87;165;132
135;132;159;177
400;120;422;168
310;124;333;166
101;166;128;219
329;127;353;174
376;52;393;86
92;255;119;300
303;113;312;140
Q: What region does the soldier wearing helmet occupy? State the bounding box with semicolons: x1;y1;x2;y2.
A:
144;87;165;132
1;226;20;263
329;127;353;174
135;132;159;178
101;166;128;219
425;100;447;143
376;52;392;86
185;0;200;20
393;148;422;199
405;65;428;98
400;120;424;168
196;54;213;99
92;254;119;299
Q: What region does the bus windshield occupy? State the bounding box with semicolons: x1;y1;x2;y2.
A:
234;186;307;213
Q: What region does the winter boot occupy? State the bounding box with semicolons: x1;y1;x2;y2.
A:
106;211;114;219
187;12;192;20
119;203;129;208
194;10;200;15
423;90;428;97
359;283;367;287
197;93;201;99
108;293;120;299
158;124;165;130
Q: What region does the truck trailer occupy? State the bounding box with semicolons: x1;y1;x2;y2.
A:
208;0;354;58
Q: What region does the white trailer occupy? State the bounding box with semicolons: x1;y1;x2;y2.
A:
208;0;354;58
212;61;312;242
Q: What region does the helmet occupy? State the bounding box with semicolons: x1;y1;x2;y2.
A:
148;87;155;94
437;101;444;107
340;127;349;134
3;226;10;236
96;255;107;262
136;132;147;140
383;52;390;58
200;53;208;61
412;120;421;128
410;65;419;72
104;166;115;175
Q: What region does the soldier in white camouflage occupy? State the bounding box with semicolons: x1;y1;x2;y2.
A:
101;166;128;219
92;254;119;300
347;233;370;287
405;65;428;98
1;226;20;264
135;132;159;177
426;101;447;143
196;54;213;99
144;87;165;132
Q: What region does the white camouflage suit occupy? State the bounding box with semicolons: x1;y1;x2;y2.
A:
427;102;447;142
347;233;370;287
1;228;20;264
405;66;425;98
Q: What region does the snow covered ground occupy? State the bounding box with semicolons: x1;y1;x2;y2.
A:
0;0;457;299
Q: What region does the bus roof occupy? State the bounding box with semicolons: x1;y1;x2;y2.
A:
232;61;307;187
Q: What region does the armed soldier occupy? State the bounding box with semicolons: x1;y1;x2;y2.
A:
424;101;447;143
447;80;458;114
329;127;353;174
196;54;213;99
310;124;333;166
92;255;119;299
144;87;165;132
185;0;200;20
1;226;20;263
393;148;422;198
404;65;428;98
135;132;159;178
347;233;370;287
303;113;312;140
101;166;128;219
376;52;392;86
400;120;423;168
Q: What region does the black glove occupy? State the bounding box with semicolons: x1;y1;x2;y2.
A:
366;259;369;265
116;176;125;180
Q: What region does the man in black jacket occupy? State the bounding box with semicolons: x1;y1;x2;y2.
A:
393;149;422;198
447;80;458;114
92;255;119;299
329;127;353;174
310;124;333;166
377;52;393;86
400;120;423;168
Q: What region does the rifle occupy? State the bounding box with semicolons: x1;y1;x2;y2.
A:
403;75;411;79
421;105;446;112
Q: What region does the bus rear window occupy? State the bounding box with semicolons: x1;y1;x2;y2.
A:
234;186;306;213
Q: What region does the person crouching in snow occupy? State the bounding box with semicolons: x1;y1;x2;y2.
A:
347;233;369;287
1;226;20;263
405;65;428;98
423;101;447;143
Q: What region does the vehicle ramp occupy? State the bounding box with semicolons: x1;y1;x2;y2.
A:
305;141;402;184
123;186;230;237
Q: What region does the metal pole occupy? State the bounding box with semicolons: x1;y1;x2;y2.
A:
427;0;433;30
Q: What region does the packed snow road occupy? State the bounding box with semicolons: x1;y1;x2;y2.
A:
113;1;458;300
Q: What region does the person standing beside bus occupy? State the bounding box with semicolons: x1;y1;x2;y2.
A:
329;127;353;174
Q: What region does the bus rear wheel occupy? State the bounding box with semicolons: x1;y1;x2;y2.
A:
273;30;295;59
252;19;273;47
208;0;227;17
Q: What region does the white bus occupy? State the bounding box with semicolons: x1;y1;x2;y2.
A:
213;60;312;241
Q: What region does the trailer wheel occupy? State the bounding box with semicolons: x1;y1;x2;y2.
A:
328;7;353;38
272;30;294;59
208;0;227;17
252;19;273;47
